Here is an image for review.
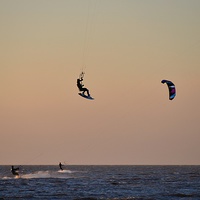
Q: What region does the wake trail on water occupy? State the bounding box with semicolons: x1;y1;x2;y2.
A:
2;170;74;179
58;169;73;173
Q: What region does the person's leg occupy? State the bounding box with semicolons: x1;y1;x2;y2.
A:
86;89;90;96
82;88;90;96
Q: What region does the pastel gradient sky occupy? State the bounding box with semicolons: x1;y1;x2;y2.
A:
1;0;200;165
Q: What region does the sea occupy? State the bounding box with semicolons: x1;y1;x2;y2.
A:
0;165;200;200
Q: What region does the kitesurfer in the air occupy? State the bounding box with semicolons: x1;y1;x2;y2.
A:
77;77;90;97
11;165;19;176
59;162;64;171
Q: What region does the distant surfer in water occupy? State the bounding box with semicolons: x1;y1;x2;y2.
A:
77;77;90;97
59;162;64;171
11;165;19;176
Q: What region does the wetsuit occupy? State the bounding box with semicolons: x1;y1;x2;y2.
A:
11;166;19;176
77;78;90;96
59;162;63;170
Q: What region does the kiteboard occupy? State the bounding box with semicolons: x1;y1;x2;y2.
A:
78;93;94;100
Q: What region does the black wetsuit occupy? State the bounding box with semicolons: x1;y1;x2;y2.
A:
59;163;63;170
11;166;19;176
77;78;90;96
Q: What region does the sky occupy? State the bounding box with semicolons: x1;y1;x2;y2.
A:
0;0;200;165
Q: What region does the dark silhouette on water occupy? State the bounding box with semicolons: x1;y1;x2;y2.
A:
59;162;64;170
11;166;19;176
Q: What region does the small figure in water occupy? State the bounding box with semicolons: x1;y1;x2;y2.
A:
11;165;19;176
77;77;90;97
59;162;64;171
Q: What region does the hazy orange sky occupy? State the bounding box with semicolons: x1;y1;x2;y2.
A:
1;0;200;165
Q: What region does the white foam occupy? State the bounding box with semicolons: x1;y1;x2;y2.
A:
20;170;73;179
2;176;12;180
22;171;51;179
58;169;73;173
